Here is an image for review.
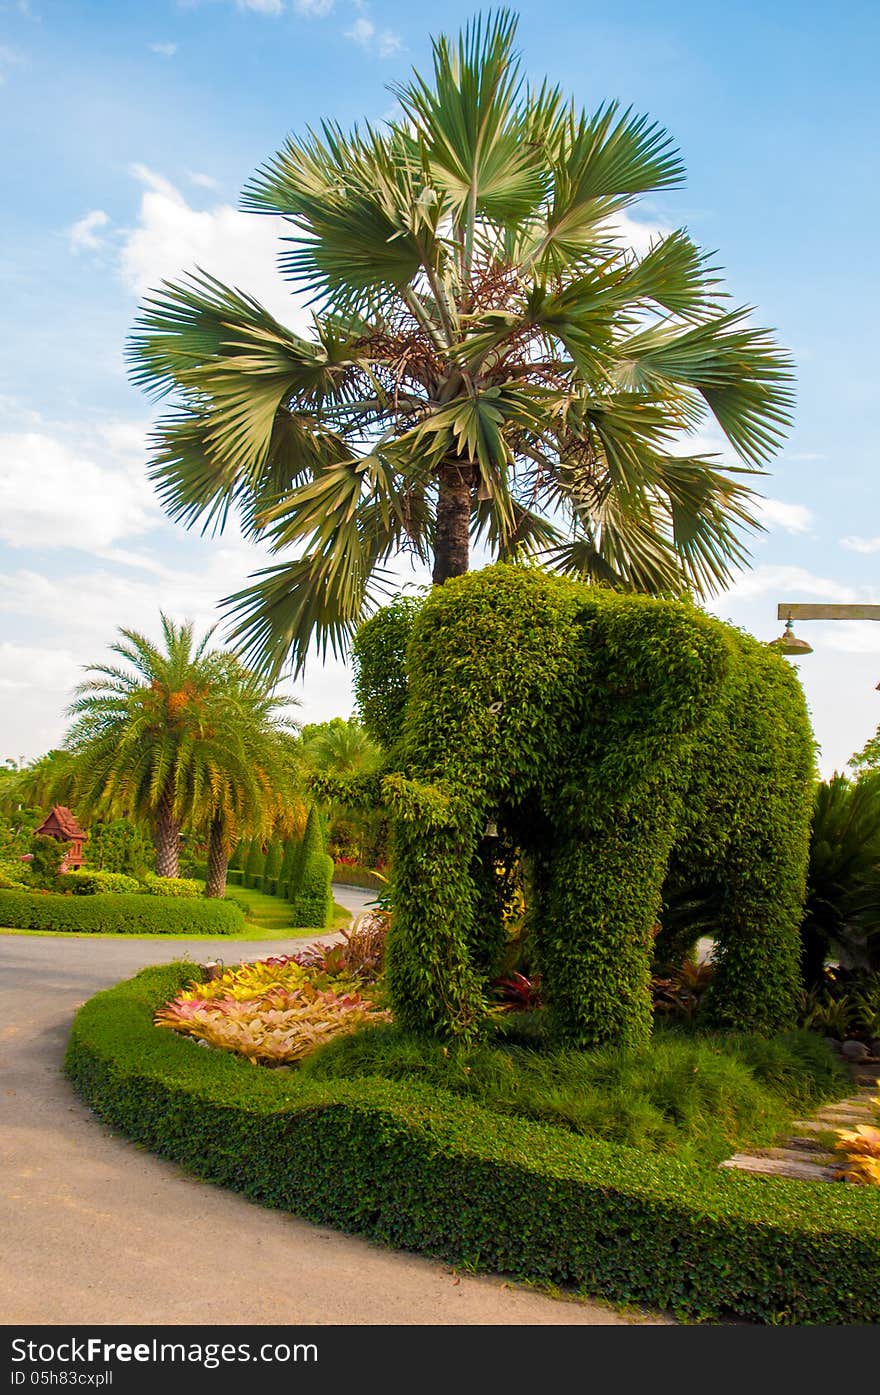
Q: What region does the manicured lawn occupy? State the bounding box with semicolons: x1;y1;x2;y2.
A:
66;963;880;1325
225;883;351;937
299;1018;849;1165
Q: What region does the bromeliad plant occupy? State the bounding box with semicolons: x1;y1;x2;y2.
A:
293;908;389;983
155;953;388;1065
129;10;794;676
834;1106;880;1186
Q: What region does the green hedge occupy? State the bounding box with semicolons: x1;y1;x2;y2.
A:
0;889;244;935
332;863;387;892
65;964;880;1324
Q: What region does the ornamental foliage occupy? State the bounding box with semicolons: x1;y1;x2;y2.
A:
354;565;815;1046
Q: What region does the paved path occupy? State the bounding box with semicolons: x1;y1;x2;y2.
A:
0;905;663;1326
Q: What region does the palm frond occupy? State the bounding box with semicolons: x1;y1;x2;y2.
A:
223;550;398;678
393;10;546;237
616;309;795;464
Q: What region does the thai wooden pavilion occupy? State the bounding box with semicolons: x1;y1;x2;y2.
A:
35;806;88;870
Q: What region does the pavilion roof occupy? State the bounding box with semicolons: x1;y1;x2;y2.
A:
36;806;87;840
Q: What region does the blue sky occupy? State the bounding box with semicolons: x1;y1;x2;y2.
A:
1;0;879;773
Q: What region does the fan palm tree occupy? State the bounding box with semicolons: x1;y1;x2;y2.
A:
64;616;297;887
801;774;880;985
129;10;794;677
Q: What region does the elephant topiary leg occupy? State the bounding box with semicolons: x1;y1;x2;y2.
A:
535;807;675;1049
387;823;488;1040
702;863;804;1034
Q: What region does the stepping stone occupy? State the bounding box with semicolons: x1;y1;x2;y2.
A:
751;1146;837;1165
780;1134;840;1154
719;1154;838;1182
719;1085;878;1183
813;1106;876;1125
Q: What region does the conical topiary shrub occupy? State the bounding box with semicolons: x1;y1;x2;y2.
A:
288;805;332;927
263;838;284;894
243;837;266;890
278;837;300;899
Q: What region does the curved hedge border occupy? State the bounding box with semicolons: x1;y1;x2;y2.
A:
0;890;244;935
66;964;880;1324
332;863;387;892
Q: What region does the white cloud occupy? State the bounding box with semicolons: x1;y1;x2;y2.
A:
237;0;284;13
821;622;880;655
345;15;400;57
296;0;334;13
841;535;880;555
754;498;813;534
713;564;858;606
604;210;672;259
187;170;221;190
0;644;80;698
118;164;306;328
149;42;178;57
0;44;24;83
377;29;401;57
67;210;109;254
346;16;373;45
0;416;158;552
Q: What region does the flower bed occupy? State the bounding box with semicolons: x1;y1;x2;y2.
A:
155;955;388;1063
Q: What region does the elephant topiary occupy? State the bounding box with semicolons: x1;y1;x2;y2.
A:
352;565;815;1047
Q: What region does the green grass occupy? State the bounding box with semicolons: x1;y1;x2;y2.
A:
299;1019;849;1165
227;883;351;936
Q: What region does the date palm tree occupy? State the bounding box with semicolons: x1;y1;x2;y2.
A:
65;616;297;887
129;10;793;676
197;667;301;898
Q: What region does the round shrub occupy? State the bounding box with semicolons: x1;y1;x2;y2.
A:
64;869;143;896
0;889;243;934
140;874;203;898
65;964;880;1325
0;861;28;890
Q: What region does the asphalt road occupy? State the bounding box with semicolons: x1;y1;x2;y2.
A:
0;893;663;1326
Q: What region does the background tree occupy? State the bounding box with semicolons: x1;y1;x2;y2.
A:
849;727;880;777
87;819;154;878
192;665;300;898
64;616;298;889
801;773;880;985
300;717;385;864
129;10;793;677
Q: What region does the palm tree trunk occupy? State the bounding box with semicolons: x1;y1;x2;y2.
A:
205;816;228;899
432;463;472;584
153;787;180;878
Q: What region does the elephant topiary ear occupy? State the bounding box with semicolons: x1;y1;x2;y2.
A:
582;593;732;738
